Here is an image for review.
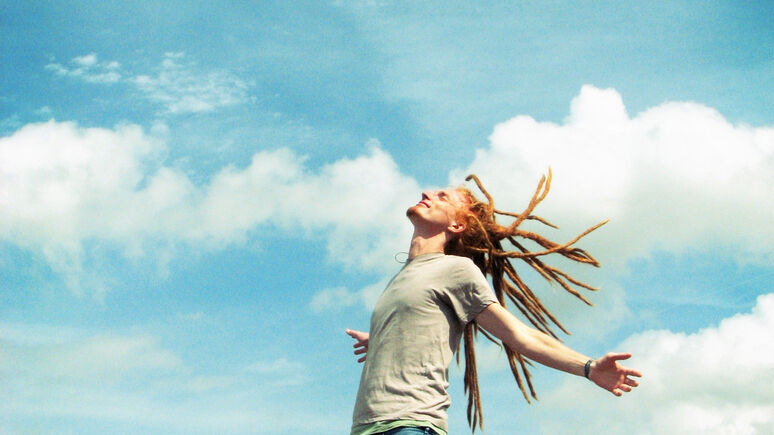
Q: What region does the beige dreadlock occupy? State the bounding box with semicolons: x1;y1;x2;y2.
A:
444;169;607;432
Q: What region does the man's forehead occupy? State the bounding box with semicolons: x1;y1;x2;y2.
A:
442;188;469;205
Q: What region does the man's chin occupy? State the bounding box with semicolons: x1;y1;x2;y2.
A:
407;207;426;224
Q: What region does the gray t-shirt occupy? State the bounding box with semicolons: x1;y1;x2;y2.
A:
351;252;498;433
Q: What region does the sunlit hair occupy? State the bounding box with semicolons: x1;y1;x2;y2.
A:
445;170;607;432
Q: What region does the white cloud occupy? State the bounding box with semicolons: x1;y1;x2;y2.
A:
46;53;121;84
444;85;773;337
187;141;418;272
310;286;359;313
0;323;326;433
534;292;774;435
244;356;304;374
243;357;309;387
310;278;391;313
45;62;69;75
18;335;180;384
131;52;251;114
34;106;53;117
174;311;208;324
454;85;774;269
44;52;249;114
0;121;416;293
5;86;772;299
1;324;180;391
0;322;84;345
73;53;98;67
0;114;22;133
0;120;166;289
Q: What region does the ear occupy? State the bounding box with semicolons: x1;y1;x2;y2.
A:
447;220;465;235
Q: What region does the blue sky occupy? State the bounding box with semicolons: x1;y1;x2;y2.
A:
1;1;773;434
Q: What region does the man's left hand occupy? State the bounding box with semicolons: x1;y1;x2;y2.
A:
589;353;642;396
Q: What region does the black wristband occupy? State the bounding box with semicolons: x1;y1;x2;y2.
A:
584;359;593;379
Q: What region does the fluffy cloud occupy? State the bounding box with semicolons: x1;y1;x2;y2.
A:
0;121;159;245
454;85;774;269
441;85;774;336
534;292;774;435
197;140;418;272
0;121;417;292
0;121;166;289
5;85;773;298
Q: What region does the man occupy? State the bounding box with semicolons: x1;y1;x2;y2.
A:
347;174;642;435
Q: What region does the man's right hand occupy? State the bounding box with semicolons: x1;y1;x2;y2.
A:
345;329;369;363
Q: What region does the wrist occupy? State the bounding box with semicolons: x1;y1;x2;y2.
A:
584;359;594;379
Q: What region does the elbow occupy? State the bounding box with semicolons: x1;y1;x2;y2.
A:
504;328;543;359
503;326;534;355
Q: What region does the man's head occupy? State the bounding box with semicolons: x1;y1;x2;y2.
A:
406;187;472;240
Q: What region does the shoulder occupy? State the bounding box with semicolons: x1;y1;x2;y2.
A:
440;255;485;279
438;256;497;314
441;254;478;269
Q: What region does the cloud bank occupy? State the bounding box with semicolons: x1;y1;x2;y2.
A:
535;292;774;435
0;121;416;292
0;323;323;433
454;85;774;269
3;85;772;298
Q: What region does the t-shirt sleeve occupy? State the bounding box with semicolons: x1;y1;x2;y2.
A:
442;257;499;325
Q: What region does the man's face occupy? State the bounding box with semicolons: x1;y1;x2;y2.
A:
406;188;468;233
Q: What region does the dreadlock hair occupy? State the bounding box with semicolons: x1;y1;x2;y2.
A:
444;169;608;432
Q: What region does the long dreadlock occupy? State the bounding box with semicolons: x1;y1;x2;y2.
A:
444;169;607;432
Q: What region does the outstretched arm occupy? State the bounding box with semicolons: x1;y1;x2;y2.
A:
345;329;369;363
475;303;641;396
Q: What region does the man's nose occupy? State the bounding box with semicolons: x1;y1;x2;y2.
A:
422;190;433;200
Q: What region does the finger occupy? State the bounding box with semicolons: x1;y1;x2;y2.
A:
625;368;643;378
624;377;639;387
354;348;367;355
619;384;633;393
353;341;367;348
607;352;632;361
357;356;366;363
346;329;366;340
611;388;623;397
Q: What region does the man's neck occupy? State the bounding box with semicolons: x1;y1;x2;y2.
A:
408;231;447;260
